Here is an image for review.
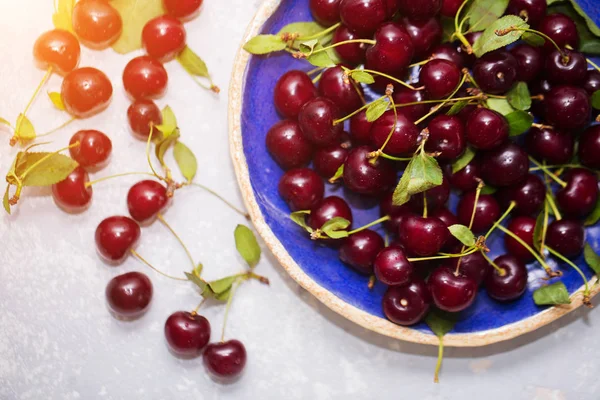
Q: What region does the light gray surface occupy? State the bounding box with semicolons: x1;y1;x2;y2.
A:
0;1;598;399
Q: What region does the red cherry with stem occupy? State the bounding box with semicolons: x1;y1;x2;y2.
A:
407;176;451;213
313;138;351;178
428;43;465;70
95;216;141;264
72;0;122;49
370;110;420;156
374;245;414;285
370;69;410;94
309;0;341;26
392;87;430;122
397;0;442;21
203;340;247;380
457;191;500;233
266;120;313;170
33;29;80;76
69;130;112;169
546;219;585;258
425;114;466;161
544;49;587;85
428;266;477;312
61;67;113;118
142;16;187;63
164;311;211;357
484;255;528;302
449;159;481;192
496;174;545;216
579;125;600;169
273;70;318;120
556;168;599;218
318;65;363;115
343;146;396;195
450;252;489;286
504;216;536;262
506;0;547;27
349;110;372;145
465;108;509;150
544;85;591;131
163;0;203;20
123;56;168;100
278;168;325;211
399;215;449;257
298;97;343;147
480;142;529;187
462;31;482;67
441;0;463;17
127;180;169;224
583;70;600;95
530;78;552;117
419;59;461;100
539;13;579;51
332;24;368;65
106;272;153;319
380;192;414;233
339;230;385;274
127;99;163;140
472;50;518;95
365;22;415;75
51;166;93;213
430;206;461;252
308;196;353;230
524;126;574;165
339;0;389;36
383;278;431;326
400;17;442;60
509;43;543;83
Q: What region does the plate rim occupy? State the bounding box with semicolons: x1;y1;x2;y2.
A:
227;0;600;347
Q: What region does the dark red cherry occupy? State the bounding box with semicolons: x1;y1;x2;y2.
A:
556;168;599;218
308;196;353;230
441;0;462;17
266;120;313;170
383;278;431;325
370;110;420;156
546;219;585;257
349;110;372;145
505;216;536;262
127;99;163;140
400;17;442;59
525;126;574;164
530;78;552;117
332;24;368;65
343;146;396;195
539;13;579;51
397;0;442;21
374;245;414;285
465;108;508;150
339;230;385;274
72;0;123;50
298;97;343;147
163;0;203;20
380;192;414;232
370;69;410;94
472;50;518;95
274;70;318;120
428;43;465;70
583;70;600;95
496;174;545;216
33;29;80;76
457;191;500;233
142;15;187;62
430;206;461;252
319;65;363;115
506;0;547;27
425;114;465;161
278;168;325;211
203;340;247;380
61;67;113;118
95;216;141;264
51;166;93;213
399;215;449;256
408;176;451;213
544;85;591;131
365;22;414;74
545;49;586;85
69;130;112;169
428;266;477;312
579;125;600;169
127;180;169;224
309;0;341;26
420;59;461;99
462;31;482;67
164;311;211;357
480;142;529;187
122;56;168;100
452;252;489;286
392;87;430;123
484;255;528;301
106;272;153;318
339;0;389;36
509;43;543;82
449;159;481;192
313;139;351;178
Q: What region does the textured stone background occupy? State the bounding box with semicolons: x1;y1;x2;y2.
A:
0;1;598;399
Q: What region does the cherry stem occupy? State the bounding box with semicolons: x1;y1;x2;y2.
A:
347;215;391;235
409;59;430;68
368;275;376;290
333;95;386;125
455;181;484;275
377;152;413;161
480;250;506;276
408;246;478;263
21;141;79;182
308;39;376;57
503;27;565;56
414;73;468;125
85;172;156;188
295;22;341;42
587;58;600;73
423;194;428;218
306;66;325;76
545;193;562;221
529;157;567;187
376;93;398;156
130;249;188;282
192;298;207;315
37;117;76;138
529;163;582;172
546;246;590;298
157;213;196;269
496;225;556;276
359;69;420;91
484;201;516;240
312;71;324;84
23;66;53;117
392;96;477;110
187;182;250;219
454;0;473;54
433;338;444;383
220;278;242;342
145;125;166;183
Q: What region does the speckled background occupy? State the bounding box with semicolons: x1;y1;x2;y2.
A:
0;1;599;399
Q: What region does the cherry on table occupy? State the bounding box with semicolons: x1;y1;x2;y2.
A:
127;180;169;224
33;29;80;76
123;56;169;100
298;97;343;147
506;0;547;27
278;168;325;211
274;70;318;120
142;15;187;63
69;130;112;170
425;114;466;161
313;138;351;178
343;146;396;196
428;266;477;312
393;87;430;123
339;0;389;37
400;17;442;60
449;158;481;192
51;166;93;213
383;278;431;326
397;0;442;21
310;0;341;26
428;43;465;70
472;50;518;95
504;216;536;262
465;108;508;150
349;110;372;145
525;126;574;165
72;0;123;50
165;311;211;357
420;59;461;100
308;196;353;230
399;215;449;257
370;110;420;156
451;252;489;286
374;245;414;285
61;67;113;118
203;340;247;381
496;173;545;216
332;24;368;66
163;0;203;20
539;13;579;51
484;255;528;302
339;230;385;274
556;168;599;218
106;271;153;319
583;70;600;95
546;219;585;258
266;120;313;170
95;216;141;264
457;191;500;233
579;125;600;169
127;99;164;140
544;49;586;85
365;22;414;74
480;142;529;187
319;65;363;115
509;43;543;83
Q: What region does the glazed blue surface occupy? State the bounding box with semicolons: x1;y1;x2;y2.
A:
240;0;600;335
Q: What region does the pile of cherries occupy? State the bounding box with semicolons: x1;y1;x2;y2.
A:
266;0;600;327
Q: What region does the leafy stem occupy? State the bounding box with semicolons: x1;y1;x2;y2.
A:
296;39;376;58
414;73;468;125
295;22;341;42
545;193;562;221
546;246;590;305
480;250;506;276
408;246;479;263
359;69;421;91
347;215;391;235
453;0;473;54
529;157;567;187
333;95;386;125
497;27;565;57
484;201;516;240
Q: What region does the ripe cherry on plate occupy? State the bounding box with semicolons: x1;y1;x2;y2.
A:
123;56;169;100
382;278;431;326
308;196;353;231
484;255;528;302
273;70;318;120
428;266;477;312
266;120;314;170
339;230;385;274
61;67;113;118
278;168;324;211
373;245;414;286
72;0;123;49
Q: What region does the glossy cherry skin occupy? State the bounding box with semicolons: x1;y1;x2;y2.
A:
274;70;318;120
525;126;574;165
127;99;163;140
420;59;461;99
332;24;367;65
462;31;482;67
343;146;396;196
339;0;389;36
579;125;600;169
298;97;343;147
308;196;353;230
365;22;414;75
441;0;462;17
373;245;414;285
583;70;600;95
407;176;451;213
509;43;542;82
72;0;123;49
69;130;112;169
457;191;500;233
465;108;508;150
380;192;414;233
163;0;203;20
122;56;168;100
545;49;586;86
428;43;465;70
505;216;536;262
451;252;489;286
310;0;341;26
164;311;211;357
480;142;529;187
428;266;477;312
544;85;591;131
506;0;547;27
313;139;351;178
484;255;528;302
266;120;313;170
449;159;481;192
425;114;465;161
539;13;579;51
339;230;385;274
319;66;363;115
142;16;186;62
392;87;429;122
349;110;372;145
400;17;442;59
33;29;80;76
370;111;420;156
530;78;552;117
397;0;441;21
546;219;585;257
556;169;599;218
383;278;431;326
61;67;113;118
496;174;545;216
278;168;324;211
472;50;518;95
51;166;93;213
127;180;169;224
95;216;141;264
203;340;247;380
106;272;153;318
399;215;449;257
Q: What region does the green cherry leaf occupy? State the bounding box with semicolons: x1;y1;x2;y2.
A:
213;287;233;302
173;141;197;183
290;210;313;232
448;224;476;247
15;114;36;142
234;225;261;269
155;130;180;165
480;185;497;195
506;110;533;136
393;152;443;206
299;39;319;55
47;92;66;111
446;100;469;116
486;98;515;116
305;43;336;67
111;0;164;54
440;16;456;43
351;70;375;84
185;271;208;292
451;146;476;174
392;158;413;206
52;0;75;32
3;185;10;215
425;309;456;337
208;275;239;295
532;211;545;250
177;46;209;78
277;21;325;38
533;282;571;305
506;82;531;111
365;98;389;122
463;0;510;33
329;164;344;183
591;91;600;110
522;32;545;47
584;243;600;276
472;15;528;58
155;105;177;138
18;152;78;187
243;34;287;54
584;198;600;226
193;263;203;277
320;217;351;239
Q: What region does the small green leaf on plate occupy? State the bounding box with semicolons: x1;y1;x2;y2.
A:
392;152;443;206
177;46;209;77
591;90;600;110
472;15;528;57
3;185;10;214
506;110;533;136
111;0;164;54
463;0;510;33
173;141;197;183
480;185;497;195
584;198;600;226
329;164;344;183
305;43;336;67
532;211;545;250
446;100;468;116
365;98;388;122
486;98;515;116
533;282;571;305
277;22;325;38
506;82;531;111
351;70;375;84
290;210;312;231
448;224;476;247
451;146;475;174
234;225;261;268
584;243;600;276
320;217;351;239
243;34;287;54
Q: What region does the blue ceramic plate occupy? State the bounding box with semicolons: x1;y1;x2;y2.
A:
229;0;600;346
